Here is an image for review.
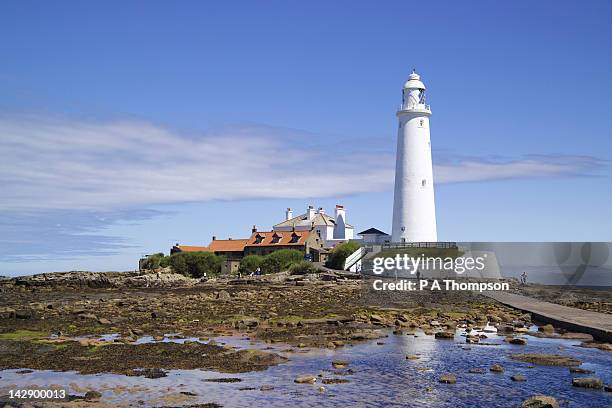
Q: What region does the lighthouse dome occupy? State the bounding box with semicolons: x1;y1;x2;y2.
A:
403;71;426;90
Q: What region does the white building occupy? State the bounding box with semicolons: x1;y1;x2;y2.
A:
357;228;391;244
391;70;438;243
273;205;354;247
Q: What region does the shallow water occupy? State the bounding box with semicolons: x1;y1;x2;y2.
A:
1;329;610;407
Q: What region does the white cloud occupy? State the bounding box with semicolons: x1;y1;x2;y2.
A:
0;116;604;211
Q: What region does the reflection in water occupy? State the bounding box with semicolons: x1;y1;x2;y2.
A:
1;329;610;407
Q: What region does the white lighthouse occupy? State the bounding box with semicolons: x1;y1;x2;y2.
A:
391;70;437;243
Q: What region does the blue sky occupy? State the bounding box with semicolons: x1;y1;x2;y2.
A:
1;1;611;276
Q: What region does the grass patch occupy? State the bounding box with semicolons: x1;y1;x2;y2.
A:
0;330;47;340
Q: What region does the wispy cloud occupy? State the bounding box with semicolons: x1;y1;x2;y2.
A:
0;115;605;212
0;209;162;262
435;154;605;183
0;115;606;264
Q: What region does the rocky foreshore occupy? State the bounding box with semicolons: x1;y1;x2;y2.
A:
1;270;610;407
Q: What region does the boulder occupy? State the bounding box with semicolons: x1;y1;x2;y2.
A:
572;377;603;389
510;337;528;345
539;324;554;334
510;354;581;367
434;331;454;340
521;395;559;408
369;314;384;324
294;375;317;384
512;374;527;382
490;364;504;373
439;373;457;384
84;391;102;401
569;367;593;374
332;360;348;369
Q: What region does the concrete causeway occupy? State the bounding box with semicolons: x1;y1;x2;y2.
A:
484;291;612;342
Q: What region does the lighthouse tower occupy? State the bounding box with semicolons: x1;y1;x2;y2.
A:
391;70;437;243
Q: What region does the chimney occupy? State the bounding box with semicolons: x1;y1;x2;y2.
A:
318;207;325;215
334;205;346;239
335;205;346;224
228;237;232;240
285;208;293;221
212;236;216;241
252;225;257;233
307;205;316;220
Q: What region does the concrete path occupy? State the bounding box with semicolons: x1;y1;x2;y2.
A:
483;291;612;342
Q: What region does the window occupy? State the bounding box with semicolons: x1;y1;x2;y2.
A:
289;233;300;243
422;179;427;187
254;235;264;244
271;234;281;244
419;119;424;127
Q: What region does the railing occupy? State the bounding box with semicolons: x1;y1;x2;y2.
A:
381;241;457;250
398;103;431;111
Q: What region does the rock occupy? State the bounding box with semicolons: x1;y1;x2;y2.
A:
497;324;514;334
0;307;16;319
321;378;350;384
515;327;529;333
370;314;384;324
439;373;457;384
260;385;274;391
294;375;317;384
512;374;527;382
569;367;593;374
521;395;559;408
97;318;112;325
406;355;420;360
560;332;593;341
216;290;231;301
15;309;34;319
434;331;454;340
510;337;528;345
397;314;410;322
137;368;167;379
539;324;554;334
572;377;603;389
490;364;504;373
237;349;287;366
510;354;581;367
467;368;487;374
332;360;348;369
579;342;612;351
466;335;479;344
84;391;102;401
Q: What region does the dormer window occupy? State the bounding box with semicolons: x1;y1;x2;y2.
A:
254;234;264;244
271;234;281;244
289;233;300;243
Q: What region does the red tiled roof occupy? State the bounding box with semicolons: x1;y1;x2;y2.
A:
176;239;248;253
245;230;310;247
175;245;209;252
